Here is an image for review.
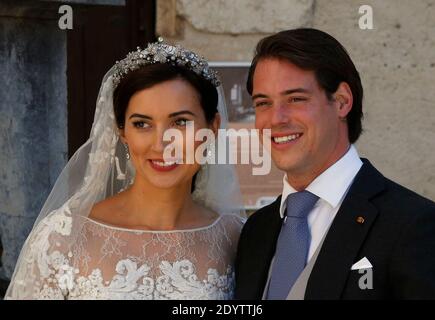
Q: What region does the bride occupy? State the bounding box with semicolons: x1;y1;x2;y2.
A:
5;39;245;300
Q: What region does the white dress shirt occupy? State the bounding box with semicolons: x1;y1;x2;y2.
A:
279;145;363;262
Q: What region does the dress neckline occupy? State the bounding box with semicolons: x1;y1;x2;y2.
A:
83;214;226;234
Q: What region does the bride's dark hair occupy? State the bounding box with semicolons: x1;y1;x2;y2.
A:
113;63;219;129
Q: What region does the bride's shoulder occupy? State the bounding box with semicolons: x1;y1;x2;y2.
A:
89;192;126;225
220;213;246;223
217;214;246;231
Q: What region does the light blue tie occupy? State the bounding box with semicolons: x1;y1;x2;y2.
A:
267;191;319;299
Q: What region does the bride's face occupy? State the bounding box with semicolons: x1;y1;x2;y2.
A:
120;78;219;190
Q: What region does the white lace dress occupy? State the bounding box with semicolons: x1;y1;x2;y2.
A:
6;212;244;300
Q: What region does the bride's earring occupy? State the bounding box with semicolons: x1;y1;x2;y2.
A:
114;143;129;181
115;156;126;181
124;143;130;160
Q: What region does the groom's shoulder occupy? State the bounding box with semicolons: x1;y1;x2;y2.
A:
379;176;435;213
357;159;435;215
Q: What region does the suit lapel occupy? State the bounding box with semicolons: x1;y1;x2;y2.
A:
305;159;385;299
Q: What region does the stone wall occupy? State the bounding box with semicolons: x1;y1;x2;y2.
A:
157;0;435;201
0;2;67;279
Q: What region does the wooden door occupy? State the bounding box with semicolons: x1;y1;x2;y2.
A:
67;0;156;157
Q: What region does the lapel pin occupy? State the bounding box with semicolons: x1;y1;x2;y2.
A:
356;216;365;224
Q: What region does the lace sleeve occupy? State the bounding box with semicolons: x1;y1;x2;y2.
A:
5;211;73;300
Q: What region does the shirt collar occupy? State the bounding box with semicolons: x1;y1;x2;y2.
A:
279;145;363;218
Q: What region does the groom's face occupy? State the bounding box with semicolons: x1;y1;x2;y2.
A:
252;58;349;186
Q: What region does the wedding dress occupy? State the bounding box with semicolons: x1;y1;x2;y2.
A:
10;212;243;300
5;40;245;300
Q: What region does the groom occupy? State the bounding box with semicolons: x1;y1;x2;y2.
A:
235;28;435;299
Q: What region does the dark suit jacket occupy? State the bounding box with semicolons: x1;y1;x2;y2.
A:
235;159;435;299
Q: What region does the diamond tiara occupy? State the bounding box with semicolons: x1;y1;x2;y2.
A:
112;37;220;88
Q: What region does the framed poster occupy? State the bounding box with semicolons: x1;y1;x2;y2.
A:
210;62;282;212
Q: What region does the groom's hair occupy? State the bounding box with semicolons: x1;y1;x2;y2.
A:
247;28;364;144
